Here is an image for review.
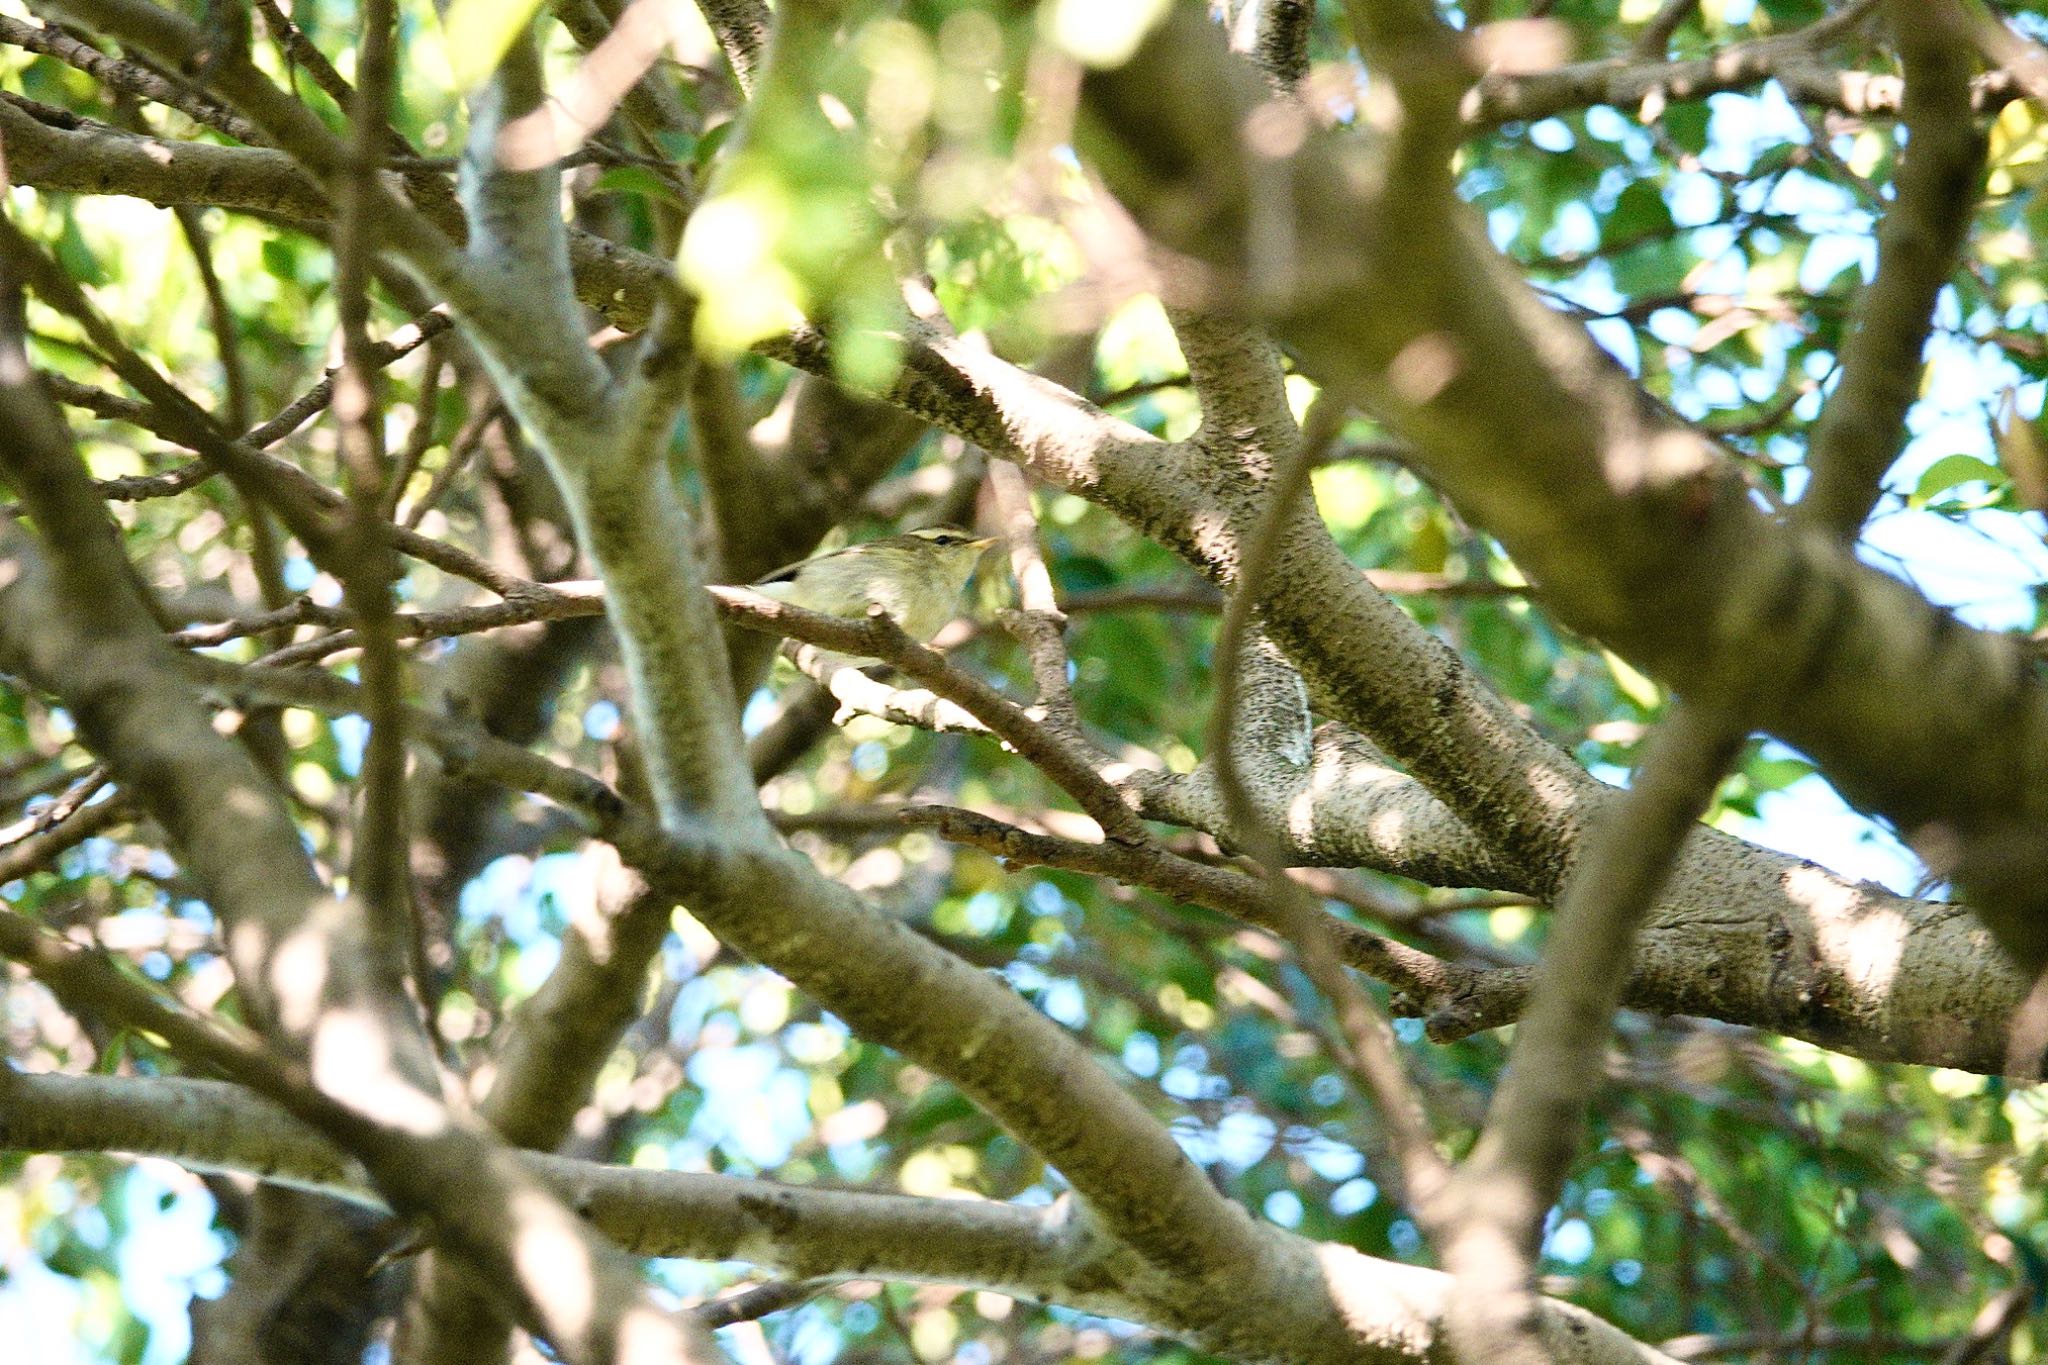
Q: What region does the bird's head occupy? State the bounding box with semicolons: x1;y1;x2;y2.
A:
894;526;999;585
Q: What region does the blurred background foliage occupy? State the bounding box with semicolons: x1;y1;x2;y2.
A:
6;0;2048;1361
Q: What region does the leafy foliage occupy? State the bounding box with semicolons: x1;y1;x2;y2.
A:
4;0;2048;1362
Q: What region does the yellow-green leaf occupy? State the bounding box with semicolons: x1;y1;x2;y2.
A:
440;0;548;91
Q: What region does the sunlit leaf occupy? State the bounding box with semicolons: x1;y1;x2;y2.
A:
439;0;548;90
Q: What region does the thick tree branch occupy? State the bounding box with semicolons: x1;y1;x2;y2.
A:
4;1069;1684;1364
0;366;722;1365
432;39;760;833
1078;5;2048;973
456;35;620;427
16;0;2039;1076
693;0;770;93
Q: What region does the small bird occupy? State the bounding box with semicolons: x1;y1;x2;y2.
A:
741;526;997;666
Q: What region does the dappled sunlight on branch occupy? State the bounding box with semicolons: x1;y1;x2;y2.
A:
1784;862;1910;997
265;916;338;1036
5;0;2047;1359
497;0;717;171
512;1187;599;1342
1601;428;1717;498
310;1008;451;1138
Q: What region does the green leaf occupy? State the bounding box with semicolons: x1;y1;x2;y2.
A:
440;0;547;91
1758;0;1826;26
1660;102;1710;157
691;119;736;176
1604;179;1674;248
590;166;690;208
1748;755;1816;794
1909;453;2005;509
260;237;302;285
1603;648;1662;711
54;212;109;287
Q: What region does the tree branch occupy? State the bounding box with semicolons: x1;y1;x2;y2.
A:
1797;1;1984;540
3;1068;1686;1364
0;358;724;1365
330;0;418;996
180;653;1272;1291
1440;704;1746;1364
1078;3;2048;973
0;14;265;143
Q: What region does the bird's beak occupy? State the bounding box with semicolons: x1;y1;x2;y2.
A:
970;536;998;551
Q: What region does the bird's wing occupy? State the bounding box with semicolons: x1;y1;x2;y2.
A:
752;561;804;587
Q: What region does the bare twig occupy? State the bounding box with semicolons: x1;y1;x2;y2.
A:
1202;389;1453;1216
0;791;136;886
38;352;529;600
901;804;1478;1007
382;341;447;524
253;0;356;111
2;215;333;547
691;1279;837;1330
0;15;264;143
1440;703;1745;1365
327;0;419;994
1797;1;1983;540
246;309;456;448
399;398;499;530
172;206;252;433
711;588;1148;842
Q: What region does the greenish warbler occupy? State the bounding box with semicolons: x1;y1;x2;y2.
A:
744;526;997;664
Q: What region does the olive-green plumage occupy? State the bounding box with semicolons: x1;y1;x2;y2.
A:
744;527;996;666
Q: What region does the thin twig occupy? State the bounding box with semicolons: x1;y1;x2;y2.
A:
1440;702;1746;1365
711;588;1149;843
330;0;419;995
0;15;265;144
692;1279;838;1329
900;804;1477;1007
383;341;447;524
245;309;456;448
1203;389;1452;1215
172;206;252;433
36;326;524;600
400;396;498;530
1;213;335;547
252;0;354;111
0;791;136;886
